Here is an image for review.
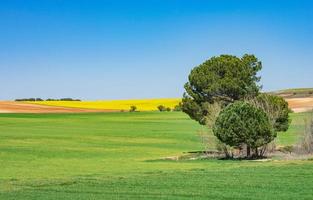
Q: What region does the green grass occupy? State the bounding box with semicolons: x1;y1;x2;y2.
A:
276;112;308;146
0;112;312;199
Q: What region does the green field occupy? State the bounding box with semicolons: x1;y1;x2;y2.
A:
0;112;312;199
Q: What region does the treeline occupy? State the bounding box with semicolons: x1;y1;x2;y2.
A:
15;98;81;101
46;98;81;101
157;103;182;112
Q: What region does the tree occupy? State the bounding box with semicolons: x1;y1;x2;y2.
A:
157;105;167;112
182;54;262;125
246;93;290;132
213;101;276;157
173;103;182;111
129;106;137;112
158;105;171;112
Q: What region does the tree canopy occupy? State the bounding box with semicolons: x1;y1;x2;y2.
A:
213;101;276;157
182;54;262;125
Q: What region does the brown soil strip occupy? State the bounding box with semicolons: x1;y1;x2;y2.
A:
286;97;313;113
0;101;118;113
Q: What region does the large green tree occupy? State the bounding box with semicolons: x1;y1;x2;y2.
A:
182;54;262;125
213;101;276;157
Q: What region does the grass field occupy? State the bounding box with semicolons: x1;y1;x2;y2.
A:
30;98;182;111
0;112;312;199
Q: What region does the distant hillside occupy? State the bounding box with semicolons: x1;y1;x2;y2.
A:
269;88;313;98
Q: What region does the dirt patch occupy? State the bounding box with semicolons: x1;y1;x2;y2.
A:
0;101;118;113
286;97;313;113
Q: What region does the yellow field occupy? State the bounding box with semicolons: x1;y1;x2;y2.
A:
30;98;182;111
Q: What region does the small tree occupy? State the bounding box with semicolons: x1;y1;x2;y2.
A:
213;101;276;158
173;103;182;111
166;107;171;112
129;105;137;112
157;105;167;112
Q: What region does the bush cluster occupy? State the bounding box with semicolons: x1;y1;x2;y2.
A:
157;105;171;112
15;98;43;101
173;103;182;111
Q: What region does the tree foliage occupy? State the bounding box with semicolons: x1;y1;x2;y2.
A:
246;93;290;132
173;103;182;111
129;106;137;112
157;105;171;112
182;54;262;125
157;105;167;112
213;101;276;157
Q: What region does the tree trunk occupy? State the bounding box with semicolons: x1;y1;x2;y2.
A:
247;146;251;157
255;147;258;157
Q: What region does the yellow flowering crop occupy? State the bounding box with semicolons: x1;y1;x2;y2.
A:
31;98;182;111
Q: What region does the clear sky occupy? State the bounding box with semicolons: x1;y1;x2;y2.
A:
0;0;312;100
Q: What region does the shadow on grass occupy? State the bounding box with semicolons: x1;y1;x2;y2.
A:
145;150;271;163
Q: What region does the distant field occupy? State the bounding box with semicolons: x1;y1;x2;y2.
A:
29;96;313;113
30;98;182;111
0;111;312;199
1;96;311;114
270;88;313;98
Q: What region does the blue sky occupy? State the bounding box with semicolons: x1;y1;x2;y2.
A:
0;0;312;100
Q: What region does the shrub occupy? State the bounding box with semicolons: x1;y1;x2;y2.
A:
157;105;167;112
129;106;137;112
213;101;276;158
296;111;313;154
281;145;293;154
166;107;171;112
173;103;182;111
246;93;290;132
